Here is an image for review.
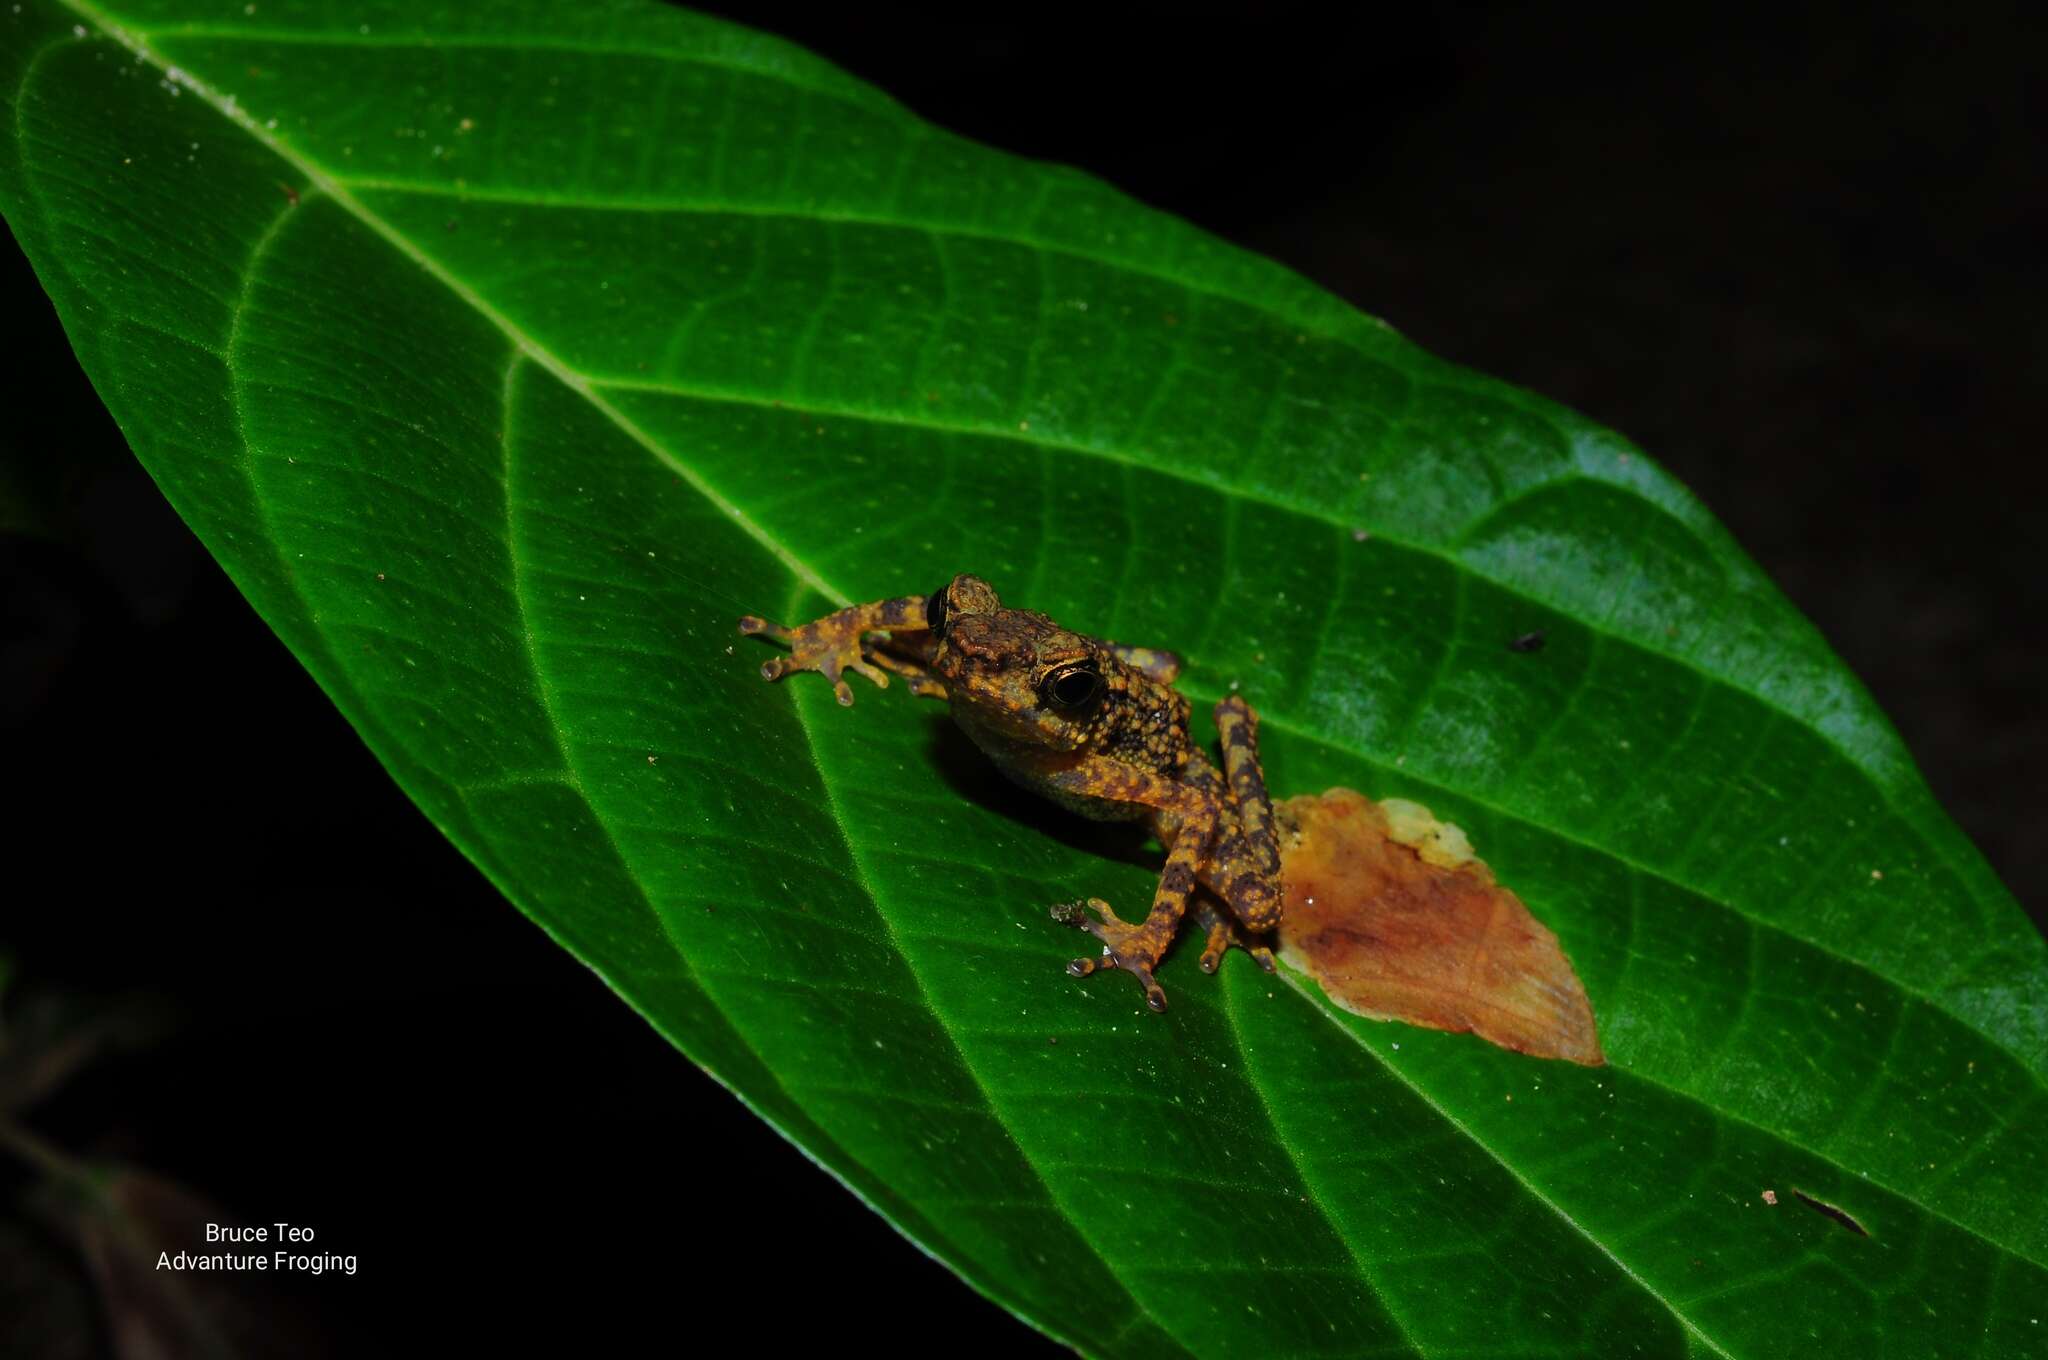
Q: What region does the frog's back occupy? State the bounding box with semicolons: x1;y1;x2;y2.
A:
1093;659;1194;777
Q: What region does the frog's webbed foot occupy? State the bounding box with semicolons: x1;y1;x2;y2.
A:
1189;894;1277;976
738;610;891;706
1051;898;1171;1012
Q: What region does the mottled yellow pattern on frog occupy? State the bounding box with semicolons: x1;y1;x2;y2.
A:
740;574;1281;1011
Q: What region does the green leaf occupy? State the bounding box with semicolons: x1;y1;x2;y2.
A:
5;2;2043;1354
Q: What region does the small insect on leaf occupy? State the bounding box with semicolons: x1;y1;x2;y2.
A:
1276;788;1604;1065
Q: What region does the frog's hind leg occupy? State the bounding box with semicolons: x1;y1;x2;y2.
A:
1182;753;1280;975
1210;696;1284;937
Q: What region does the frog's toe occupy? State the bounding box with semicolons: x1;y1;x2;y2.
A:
1196;934;1275;974
820;663;855;706
758;651;856;706
1049;898;1104;929
1052;899;1170;1012
1110;953;1169;1012
737;615;792;641
1191;896;1277;975
810;646;890;705
1050;897;1126;939
1071;948;1166;1012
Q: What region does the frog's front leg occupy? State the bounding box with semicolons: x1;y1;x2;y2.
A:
866;647;947;699
738;595;933;706
1040;758;1217;1012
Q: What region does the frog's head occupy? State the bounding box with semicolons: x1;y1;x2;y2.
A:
926;574;1107;751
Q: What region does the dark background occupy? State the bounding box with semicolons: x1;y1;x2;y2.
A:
3;2;2041;1354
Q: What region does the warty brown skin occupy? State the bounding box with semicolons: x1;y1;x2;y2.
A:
739;574;1281;1011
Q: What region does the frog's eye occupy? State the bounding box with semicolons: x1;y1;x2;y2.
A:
924;585;952;638
1041;661;1104;712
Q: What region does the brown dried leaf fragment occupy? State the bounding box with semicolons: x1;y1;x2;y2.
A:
1277;788;1604;1065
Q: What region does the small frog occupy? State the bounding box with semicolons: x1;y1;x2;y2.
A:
739;576;1280;1011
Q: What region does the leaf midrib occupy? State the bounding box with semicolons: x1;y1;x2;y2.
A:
54;0;2043;1307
